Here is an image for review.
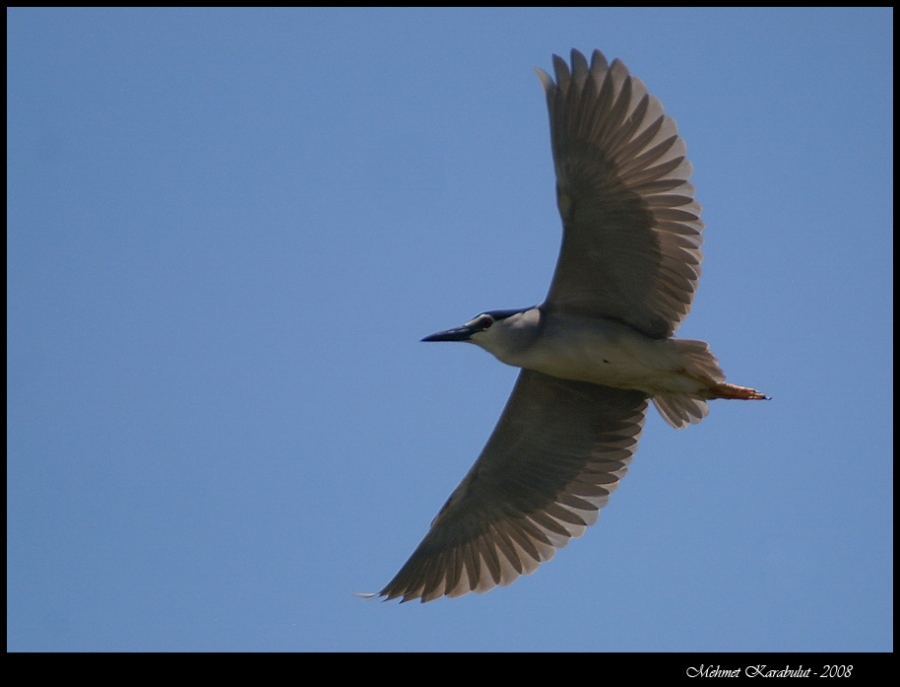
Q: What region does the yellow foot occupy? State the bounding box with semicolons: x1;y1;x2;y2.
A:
710;382;769;401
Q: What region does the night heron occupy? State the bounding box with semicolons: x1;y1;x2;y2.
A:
376;49;767;603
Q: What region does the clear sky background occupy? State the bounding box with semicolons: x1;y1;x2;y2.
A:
8;8;892;652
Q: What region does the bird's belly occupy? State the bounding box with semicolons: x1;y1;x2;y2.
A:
511;321;708;396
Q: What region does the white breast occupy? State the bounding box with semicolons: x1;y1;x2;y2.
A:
506;315;709;396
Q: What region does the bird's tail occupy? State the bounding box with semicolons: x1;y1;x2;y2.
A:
652;394;710;429
652;339;768;429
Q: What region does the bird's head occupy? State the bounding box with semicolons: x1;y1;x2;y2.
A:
422;307;541;362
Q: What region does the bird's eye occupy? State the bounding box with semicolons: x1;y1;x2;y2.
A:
479;317;493;329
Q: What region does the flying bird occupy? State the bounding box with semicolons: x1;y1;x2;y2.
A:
377;49;767;603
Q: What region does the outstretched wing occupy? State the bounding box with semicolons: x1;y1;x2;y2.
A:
537;49;704;339
378;370;648;603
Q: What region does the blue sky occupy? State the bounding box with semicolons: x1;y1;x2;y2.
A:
7;8;892;652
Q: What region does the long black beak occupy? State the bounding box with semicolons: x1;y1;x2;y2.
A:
421;325;474;342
